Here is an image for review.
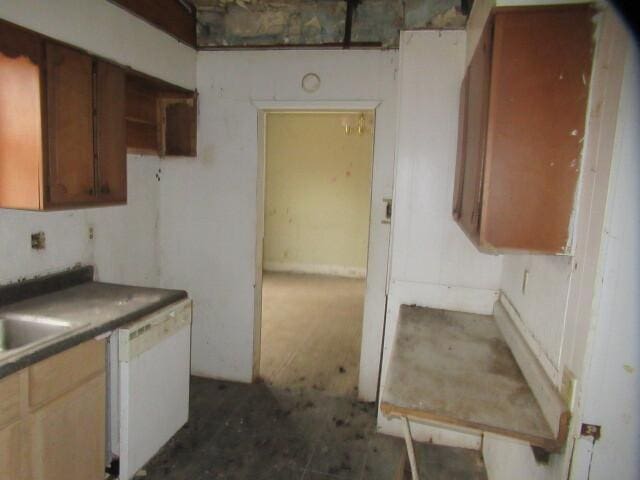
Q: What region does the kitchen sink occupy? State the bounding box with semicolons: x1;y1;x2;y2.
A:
0;315;81;354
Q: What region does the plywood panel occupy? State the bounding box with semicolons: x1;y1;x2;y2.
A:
29;339;105;409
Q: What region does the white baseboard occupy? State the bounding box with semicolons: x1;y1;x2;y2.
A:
263;261;366;279
388;280;499;315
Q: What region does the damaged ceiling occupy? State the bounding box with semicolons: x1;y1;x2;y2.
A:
193;0;467;49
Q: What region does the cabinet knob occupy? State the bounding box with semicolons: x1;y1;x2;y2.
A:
87;187;94;195
100;185;111;195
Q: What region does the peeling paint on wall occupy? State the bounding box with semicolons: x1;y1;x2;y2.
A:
194;0;465;48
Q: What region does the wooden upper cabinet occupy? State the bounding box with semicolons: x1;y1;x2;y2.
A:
0;21;44;210
0;20;196;211
46;43;95;205
96;60;127;202
0;20;129;210
453;5;595;254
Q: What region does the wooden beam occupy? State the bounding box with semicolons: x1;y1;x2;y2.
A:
108;0;196;48
343;0;360;49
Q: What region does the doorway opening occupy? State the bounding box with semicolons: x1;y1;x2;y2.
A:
258;110;375;399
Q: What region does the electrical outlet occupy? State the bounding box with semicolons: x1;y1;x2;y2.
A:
88;226;94;240
580;423;601;440
31;231;45;250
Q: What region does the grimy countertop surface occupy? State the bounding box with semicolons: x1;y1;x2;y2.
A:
0;281;188;380
380;305;560;451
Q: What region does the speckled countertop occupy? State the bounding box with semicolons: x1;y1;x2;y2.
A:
0;281;188;380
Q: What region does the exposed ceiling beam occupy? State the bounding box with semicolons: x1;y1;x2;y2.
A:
343;0;360;49
108;0;197;48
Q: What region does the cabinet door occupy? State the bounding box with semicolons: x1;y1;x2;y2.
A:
28;373;105;480
46;42;95;205
482;7;593;252
0;421;23;479
0;20;44;210
456;21;493;239
96;60;126;203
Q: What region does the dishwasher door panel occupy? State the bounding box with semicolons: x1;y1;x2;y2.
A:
113;299;192;480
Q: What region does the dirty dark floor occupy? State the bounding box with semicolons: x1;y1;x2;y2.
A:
142;376;488;480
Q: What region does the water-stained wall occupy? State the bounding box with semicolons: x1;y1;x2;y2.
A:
263;111;374;278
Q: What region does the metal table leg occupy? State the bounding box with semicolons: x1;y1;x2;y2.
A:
401;416;420;480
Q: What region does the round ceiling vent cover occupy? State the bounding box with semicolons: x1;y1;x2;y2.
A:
301;73;321;93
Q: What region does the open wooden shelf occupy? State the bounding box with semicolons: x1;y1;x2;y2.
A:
125;72;197;157
380;305;568;452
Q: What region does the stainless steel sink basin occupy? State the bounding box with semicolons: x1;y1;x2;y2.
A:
0;315;79;354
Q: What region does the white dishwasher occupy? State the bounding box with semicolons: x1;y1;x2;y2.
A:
108;298;192;480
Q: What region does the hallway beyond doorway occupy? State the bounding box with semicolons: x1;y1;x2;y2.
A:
260;272;365;398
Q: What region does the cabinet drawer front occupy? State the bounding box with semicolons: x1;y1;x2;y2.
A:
0;372;21;428
29;339;105;409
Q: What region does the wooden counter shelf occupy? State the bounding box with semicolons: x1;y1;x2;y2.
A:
380;304;569;453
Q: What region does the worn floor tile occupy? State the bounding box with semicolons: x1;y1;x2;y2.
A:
142;377;487;480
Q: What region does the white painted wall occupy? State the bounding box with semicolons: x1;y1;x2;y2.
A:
377;30;503;447
572;38;639;480
0;0;196;89
479;6;634;480
0;155;161;286
0;0;196;287
158;49;397;383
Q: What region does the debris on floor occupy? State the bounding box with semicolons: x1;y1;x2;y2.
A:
141;376;488;480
